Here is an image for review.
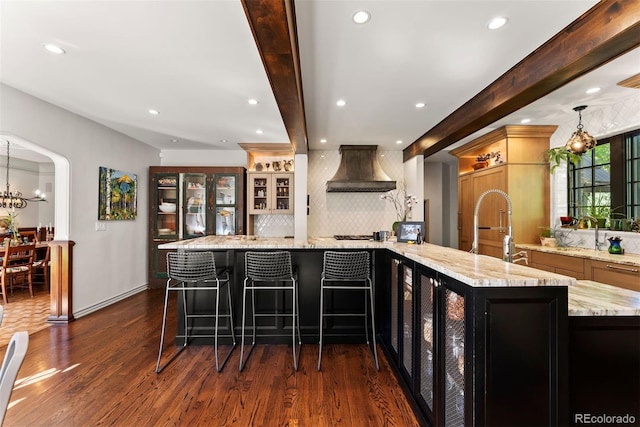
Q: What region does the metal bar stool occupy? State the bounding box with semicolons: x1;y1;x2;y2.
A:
156;251;236;373
317;251;379;371
239;251;301;371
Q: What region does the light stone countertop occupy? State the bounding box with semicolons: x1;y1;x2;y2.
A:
568;280;640;316
516;243;640;267
159;236;576;288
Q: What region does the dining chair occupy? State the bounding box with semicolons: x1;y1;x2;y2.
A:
0;331;29;426
0;243;36;304
32;245;51;291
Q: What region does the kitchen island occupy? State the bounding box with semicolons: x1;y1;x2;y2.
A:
159;236;582;426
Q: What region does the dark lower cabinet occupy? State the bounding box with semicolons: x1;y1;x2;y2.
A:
568;316;640;426
379;251;569;427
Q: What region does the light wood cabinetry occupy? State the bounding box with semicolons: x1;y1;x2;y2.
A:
451;125;557;257
248;172;294;214
519;247;639;290
584;259;640;291
520;249;586;279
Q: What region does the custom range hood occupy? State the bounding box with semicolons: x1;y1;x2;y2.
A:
326;145;396;193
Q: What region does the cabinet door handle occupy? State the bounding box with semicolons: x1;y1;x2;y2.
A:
606;264;639;273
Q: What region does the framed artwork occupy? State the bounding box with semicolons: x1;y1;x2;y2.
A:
98;166;137;220
396;221;425;243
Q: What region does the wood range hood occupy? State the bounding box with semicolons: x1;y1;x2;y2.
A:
326;145;396;193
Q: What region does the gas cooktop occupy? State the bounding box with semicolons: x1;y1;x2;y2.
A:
333;235;372;240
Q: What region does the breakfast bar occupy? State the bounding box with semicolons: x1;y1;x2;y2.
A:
158;235;590;426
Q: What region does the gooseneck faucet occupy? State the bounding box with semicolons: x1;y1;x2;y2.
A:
472;189;514;263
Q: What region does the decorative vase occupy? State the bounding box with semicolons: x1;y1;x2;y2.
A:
607;237;622;254
472;161;488;170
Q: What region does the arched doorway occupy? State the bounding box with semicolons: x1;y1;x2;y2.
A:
1;133;72;322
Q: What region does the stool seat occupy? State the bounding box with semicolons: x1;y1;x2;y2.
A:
156;251;236;373
239;251;301;371
318;251;379;370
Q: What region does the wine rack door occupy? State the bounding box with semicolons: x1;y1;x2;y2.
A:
444;288;465;427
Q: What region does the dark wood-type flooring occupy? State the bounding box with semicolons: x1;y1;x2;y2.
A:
3;289;420;426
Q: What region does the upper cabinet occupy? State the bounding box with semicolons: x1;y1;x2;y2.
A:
248;172;294;214
451;125;557;257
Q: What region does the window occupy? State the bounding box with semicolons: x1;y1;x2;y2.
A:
568;128;639;221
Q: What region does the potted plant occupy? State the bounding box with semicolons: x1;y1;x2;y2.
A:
538;226;557;247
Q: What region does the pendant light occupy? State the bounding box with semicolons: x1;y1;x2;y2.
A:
565;105;597;155
1;140;47;209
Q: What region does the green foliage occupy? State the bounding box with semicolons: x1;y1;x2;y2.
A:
545;147;581;173
538;226;554;238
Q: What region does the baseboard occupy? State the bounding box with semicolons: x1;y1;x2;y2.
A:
73;284;148;319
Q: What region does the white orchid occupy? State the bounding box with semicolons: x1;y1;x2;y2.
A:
381;183;418;221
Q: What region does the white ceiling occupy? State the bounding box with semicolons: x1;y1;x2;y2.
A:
1;0;637;164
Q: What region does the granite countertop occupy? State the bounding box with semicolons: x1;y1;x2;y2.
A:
568;280;640;316
159;236;576;288
516;243;640;267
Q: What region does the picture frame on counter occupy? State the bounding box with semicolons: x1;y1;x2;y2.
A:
396;221;425;243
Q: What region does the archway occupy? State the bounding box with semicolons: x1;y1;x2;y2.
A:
0;132;72;322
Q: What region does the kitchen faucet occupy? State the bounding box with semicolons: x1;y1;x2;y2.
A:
472;189;514;263
578;215;601;251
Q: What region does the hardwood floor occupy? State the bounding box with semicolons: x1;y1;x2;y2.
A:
3;289;421;426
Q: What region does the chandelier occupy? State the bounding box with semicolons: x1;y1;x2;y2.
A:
1;140;47;209
565;105;597;155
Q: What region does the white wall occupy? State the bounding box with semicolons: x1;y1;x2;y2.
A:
0;83;158;317
160;149;247;167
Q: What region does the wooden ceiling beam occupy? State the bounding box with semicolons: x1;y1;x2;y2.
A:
404;0;640;162
241;0;308;154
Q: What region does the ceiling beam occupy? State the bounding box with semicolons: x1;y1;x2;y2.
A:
404;0;640;162
241;0;308;154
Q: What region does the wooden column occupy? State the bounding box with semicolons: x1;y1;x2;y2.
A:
47;240;75;324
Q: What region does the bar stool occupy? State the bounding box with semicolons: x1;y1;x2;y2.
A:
317;251;379;371
156;251;235;373
239;251;301;371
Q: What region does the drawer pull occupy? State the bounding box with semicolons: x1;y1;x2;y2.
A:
606;264;639;273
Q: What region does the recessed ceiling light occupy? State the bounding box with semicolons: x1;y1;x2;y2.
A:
586;87;601;94
520;118;531;124
169;138;178;143
396;140;403;145
488;17;508;30
248;99;259;105
220;139;228;143
148;109;160;115
256;129;263;134
415;102;426;108
336;99;346;107
43;43;65;54
320;139;327;144
352;10;371;24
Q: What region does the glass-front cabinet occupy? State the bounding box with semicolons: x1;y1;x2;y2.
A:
248;172;293;214
153;173;179;239
214;175;237;235
149;166;245;287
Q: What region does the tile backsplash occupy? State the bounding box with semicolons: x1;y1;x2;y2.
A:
308;150;404;237
556;228;640;255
